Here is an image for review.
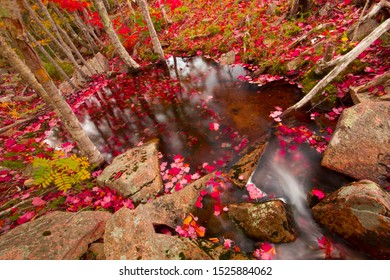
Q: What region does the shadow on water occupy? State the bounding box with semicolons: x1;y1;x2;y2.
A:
52;56;369;259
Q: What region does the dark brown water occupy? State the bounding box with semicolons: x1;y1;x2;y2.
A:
53;56;369;259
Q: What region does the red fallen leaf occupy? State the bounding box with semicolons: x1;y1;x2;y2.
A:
312;188;325;200
21;193;30;200
318;235;333;258
113;171;123;180
233;246;241;253
17;211;35;225
169;167;181;176
209;122;220;131
32;197;46;207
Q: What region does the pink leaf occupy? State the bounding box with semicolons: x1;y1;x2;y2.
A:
17;211;35;225
312;188;325;200
223;239;233;249
32;197;46;207
209;122;220;131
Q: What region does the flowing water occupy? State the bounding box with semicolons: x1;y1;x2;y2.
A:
55;56;369;259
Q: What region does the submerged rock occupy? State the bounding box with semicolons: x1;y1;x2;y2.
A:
97;139;163;203
0;211;111;260
228;201;297;243
321;101;390;186
312;180;390;259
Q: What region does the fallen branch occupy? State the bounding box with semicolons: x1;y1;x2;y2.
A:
348;0;388;37
0;198;33;219
0;108;50;134
351;70;390;93
352;0;371;41
282;17;390;117
289;22;336;49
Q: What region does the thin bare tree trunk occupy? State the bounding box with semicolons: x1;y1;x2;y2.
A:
283;18;390;116
92;0;140;70
35;0;95;75
352;0;371;41
22;0;89;79
138;0;165;61
0;31;104;166
102;0;111;11
289;0;300;18
71;10;103;49
126;0;135;14
27;31;79;89
50;3;84;45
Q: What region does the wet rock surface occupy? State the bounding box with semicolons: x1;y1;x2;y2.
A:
321;101;390;186
312;180;390;259
97;139;163;203
0;211;111;260
228;201;297;243
229;136;269;188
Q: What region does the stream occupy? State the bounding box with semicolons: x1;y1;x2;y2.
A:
54;56;369;259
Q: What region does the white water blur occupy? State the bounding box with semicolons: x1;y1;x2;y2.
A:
250;137;369;259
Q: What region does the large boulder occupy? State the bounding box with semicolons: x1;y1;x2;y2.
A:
0;211;111;259
228;200;297;243
104;174;213;259
321;101;390;186
312;180;390;259
104;207;212;260
97;139;163;203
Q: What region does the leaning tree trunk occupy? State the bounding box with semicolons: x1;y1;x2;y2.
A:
282;17;390;117
138;0;165;61
22;0;89;79
34;0;95;75
50;3;85;46
92;0;140;70
27;31;79;90
0;17;104;166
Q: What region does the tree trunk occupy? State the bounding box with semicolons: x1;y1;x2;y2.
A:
35;0;95;75
126;0;135;14
282;17;390;116
92;0;140;70
0;22;104;166
71;10;103;49
289;0;300;18
27;31;79;90
50;3;84;46
137;0;165;61
22;0;89;79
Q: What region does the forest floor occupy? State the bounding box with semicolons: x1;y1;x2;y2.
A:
0;0;389;236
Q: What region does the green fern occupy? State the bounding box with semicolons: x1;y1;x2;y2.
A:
31;151;92;192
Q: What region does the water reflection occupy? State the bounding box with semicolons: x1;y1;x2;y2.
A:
77;57;304;165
